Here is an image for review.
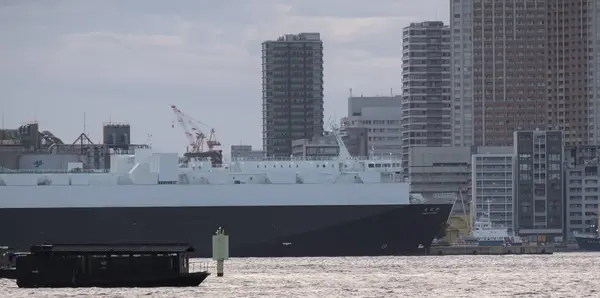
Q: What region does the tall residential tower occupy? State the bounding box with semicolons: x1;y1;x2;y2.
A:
261;33;324;157
451;0;600;147
450;0;474;146
401;21;451;169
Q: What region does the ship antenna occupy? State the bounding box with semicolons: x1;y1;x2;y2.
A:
146;133;153;149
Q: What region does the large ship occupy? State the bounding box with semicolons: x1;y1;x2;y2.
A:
0;123;452;258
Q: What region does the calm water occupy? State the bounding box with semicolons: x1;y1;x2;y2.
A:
2;252;599;297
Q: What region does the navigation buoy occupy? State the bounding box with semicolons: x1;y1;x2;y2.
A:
212;227;229;277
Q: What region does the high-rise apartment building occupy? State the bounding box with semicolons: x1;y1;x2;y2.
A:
261;33;324;157
452;0;600;147
589;1;600;145
450;0;475;147
548;0;595;146
401;21;452;169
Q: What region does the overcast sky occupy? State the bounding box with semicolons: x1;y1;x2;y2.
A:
0;0;449;155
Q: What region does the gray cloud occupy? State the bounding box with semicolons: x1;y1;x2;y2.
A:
0;0;448;154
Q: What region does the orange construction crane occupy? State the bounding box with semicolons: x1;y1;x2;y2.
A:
170;105;221;153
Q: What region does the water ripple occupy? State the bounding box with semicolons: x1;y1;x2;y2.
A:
1;252;599;297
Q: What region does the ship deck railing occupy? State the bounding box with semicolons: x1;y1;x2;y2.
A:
231;155;402;162
446;241;544;247
0;169;110;174
189;261;210;273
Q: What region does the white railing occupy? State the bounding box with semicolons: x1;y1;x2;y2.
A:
231;155;402;162
0;169;110;174
189;261;211;273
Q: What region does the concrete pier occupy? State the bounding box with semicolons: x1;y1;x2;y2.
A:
429;245;554;256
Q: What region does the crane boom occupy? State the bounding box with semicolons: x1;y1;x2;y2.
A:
170;105;221;153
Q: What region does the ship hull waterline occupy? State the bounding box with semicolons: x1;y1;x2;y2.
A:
0;203;452;258
575;236;600;252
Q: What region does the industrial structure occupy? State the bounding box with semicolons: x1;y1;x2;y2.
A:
0;121;147;172
261;32;324;157
170;105;223;167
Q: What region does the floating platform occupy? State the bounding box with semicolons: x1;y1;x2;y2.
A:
428;245;554;256
2;242;210;288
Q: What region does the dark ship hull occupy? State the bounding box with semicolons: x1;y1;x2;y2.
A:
575;235;600;251
0;203;452;258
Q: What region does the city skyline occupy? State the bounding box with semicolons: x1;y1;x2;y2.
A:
451;0;600;147
0;0;450;155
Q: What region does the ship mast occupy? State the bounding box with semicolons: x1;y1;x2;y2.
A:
329;121;351;161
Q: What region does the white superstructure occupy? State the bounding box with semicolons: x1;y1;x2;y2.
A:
0;130;410;208
470;201;522;245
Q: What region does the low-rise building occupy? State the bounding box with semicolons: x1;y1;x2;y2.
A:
471;152;514;232
565;161;600;240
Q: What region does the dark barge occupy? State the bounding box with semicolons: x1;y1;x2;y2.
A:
0;242;210;288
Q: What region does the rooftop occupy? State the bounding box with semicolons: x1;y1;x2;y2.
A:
30;242;195;254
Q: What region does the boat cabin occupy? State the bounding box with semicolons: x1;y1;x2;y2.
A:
14;242;205;288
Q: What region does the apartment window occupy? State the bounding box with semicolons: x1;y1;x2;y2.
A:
549;154;560;161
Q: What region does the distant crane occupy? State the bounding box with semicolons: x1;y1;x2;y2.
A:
170;105;223;167
170;105;221;153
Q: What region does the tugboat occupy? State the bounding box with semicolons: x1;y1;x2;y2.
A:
470;217;523;246
468;201;523;246
574;231;600;251
574;205;600;251
574;219;600;252
0;242;210;288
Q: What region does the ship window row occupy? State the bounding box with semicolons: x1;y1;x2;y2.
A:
368;163;401;168
256;164;337;169
252;163;402;169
